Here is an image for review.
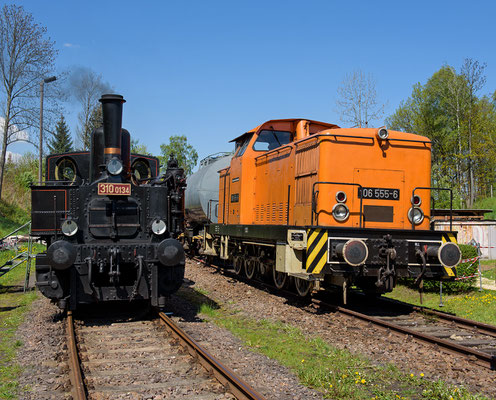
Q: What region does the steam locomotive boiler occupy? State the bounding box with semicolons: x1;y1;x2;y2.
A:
31;94;186;310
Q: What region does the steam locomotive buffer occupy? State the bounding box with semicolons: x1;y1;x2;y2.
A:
31;94;186;310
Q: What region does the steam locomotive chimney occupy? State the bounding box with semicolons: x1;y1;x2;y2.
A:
99;94;126;163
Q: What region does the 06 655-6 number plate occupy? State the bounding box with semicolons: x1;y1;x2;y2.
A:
358;187;400;200
97;182;131;196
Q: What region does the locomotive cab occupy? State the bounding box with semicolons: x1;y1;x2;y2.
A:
31;94;186;309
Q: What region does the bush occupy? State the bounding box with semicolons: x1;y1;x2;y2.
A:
399;244;479;294
473;196;496;219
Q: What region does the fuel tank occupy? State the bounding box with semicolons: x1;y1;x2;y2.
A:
185;152;232;225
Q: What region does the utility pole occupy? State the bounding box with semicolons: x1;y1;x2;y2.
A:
38;76;57;183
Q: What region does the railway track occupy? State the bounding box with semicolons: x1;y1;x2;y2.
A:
66;308;265;399
191;256;496;371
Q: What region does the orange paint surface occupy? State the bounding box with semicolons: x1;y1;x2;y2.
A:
218;119;432;230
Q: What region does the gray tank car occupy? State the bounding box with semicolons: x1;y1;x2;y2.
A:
184;152;232;251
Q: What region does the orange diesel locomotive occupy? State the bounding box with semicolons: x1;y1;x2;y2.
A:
188;119;461;297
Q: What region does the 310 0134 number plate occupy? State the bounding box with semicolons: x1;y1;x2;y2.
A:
358;187;400;200
97;182;131;196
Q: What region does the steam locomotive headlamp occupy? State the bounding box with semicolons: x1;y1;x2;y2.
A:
151;219;167;235
377;127;389;140
335;191;347;203
408;207;424;225
107;158;123;175
332;203;349;221
411;195;422;206
61;219;78;237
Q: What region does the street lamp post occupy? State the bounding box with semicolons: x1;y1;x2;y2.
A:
38;76;57;183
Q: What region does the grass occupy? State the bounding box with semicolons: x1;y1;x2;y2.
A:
0;244;43;399
481;267;496;281
0;200;30;239
385;285;496;325
182;288;488;400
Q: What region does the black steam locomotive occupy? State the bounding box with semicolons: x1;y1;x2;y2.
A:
31;94;186;310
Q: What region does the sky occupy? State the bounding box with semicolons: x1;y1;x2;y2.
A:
8;0;496;170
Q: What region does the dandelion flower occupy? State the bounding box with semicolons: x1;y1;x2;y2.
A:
420;373;424;377
361;378;366;384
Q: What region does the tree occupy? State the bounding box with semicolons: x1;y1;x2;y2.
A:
131;138;151;155
0;4;57;197
68;67;111;149
336;70;385;128
159;135;198;176
461;58;486;206
87;104;103;140
387;60;495;208
47;115;73;154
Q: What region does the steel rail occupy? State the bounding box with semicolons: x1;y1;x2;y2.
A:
157;311;266;400
66;311;87;400
312;298;496;370
376;295;496;338
190;256;496;370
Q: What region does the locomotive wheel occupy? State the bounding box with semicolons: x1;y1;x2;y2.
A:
233;256;244;275
272;268;287;289
294;277;314;297
245;259;257;279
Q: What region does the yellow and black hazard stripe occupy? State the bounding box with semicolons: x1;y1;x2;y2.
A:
441;231;458;278
441;232;457;244
306;228;328;274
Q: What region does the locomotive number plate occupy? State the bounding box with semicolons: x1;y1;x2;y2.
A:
358;187;400;200
97;183;131;196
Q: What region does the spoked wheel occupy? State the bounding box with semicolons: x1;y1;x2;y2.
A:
294;277;314;297
273;268;287;290
233;256;244;275
245;259;257;279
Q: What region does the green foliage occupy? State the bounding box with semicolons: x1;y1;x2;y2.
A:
159;135;198;176
473;196;496;219
47;115;73;154
13;171;34;189
0;200;30;237
2;153;37;211
387;60;496;208
130;138;151;155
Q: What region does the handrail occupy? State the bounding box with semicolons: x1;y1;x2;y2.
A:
0;221;31;242
311;182;363;227
412;187;453;230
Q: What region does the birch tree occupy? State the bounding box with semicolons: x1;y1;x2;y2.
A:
336;70;385;128
0;4;57;197
461;58;486;207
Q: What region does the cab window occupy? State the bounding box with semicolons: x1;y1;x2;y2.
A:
253;130;292;151
235;134;252;157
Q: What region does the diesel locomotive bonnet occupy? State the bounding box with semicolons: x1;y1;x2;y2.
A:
31;94;186;309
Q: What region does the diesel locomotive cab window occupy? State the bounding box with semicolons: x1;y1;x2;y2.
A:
253;130;292;151
235;135;252;157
